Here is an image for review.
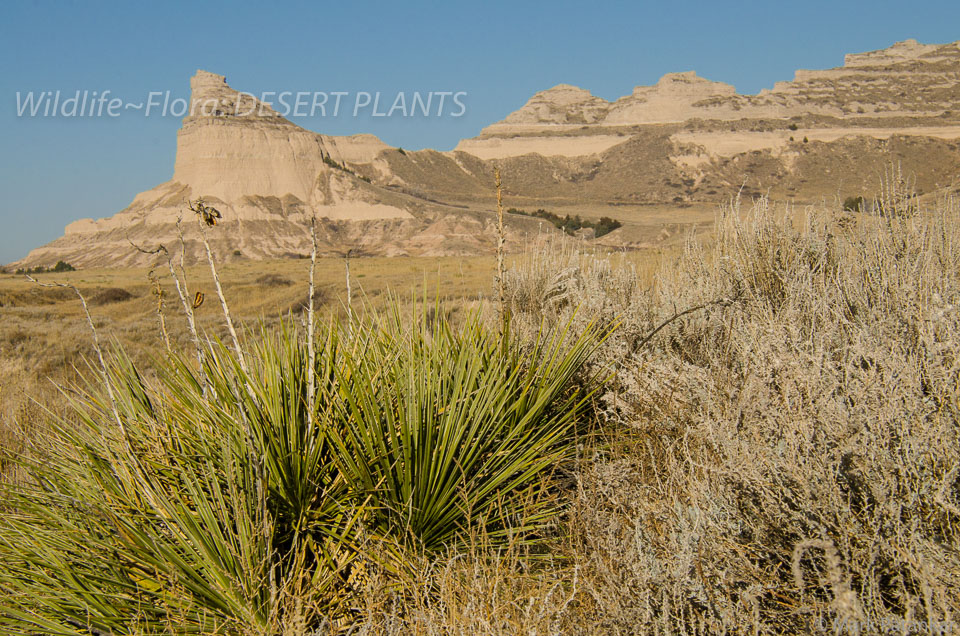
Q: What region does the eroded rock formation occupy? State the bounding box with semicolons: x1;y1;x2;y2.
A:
14;40;960;268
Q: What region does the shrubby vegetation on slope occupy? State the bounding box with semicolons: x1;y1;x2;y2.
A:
13;260;75;275
508;207;623;238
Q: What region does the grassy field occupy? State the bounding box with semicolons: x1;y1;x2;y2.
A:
0;247;666;480
0;188;958;634
0;254;484;457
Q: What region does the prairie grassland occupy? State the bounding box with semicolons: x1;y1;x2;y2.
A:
0;255;498;457
0;247;661;487
0;248;665;441
0;188;957;634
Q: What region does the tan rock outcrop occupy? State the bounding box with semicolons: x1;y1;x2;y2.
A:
15;71;423;268
460;39;960;160
605;72;738;124
13;40;960;269
497;84;610;127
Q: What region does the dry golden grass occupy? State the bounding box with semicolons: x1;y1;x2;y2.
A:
0;255;488;358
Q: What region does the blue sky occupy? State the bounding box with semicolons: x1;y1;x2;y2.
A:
2;0;959;264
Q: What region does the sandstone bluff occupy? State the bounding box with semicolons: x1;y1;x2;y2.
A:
14;39;960;269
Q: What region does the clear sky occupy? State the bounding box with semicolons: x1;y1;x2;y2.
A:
2;0;959;264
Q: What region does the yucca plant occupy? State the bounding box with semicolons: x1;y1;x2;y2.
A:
324;303;606;554
0;303;605;633
0;337;358;633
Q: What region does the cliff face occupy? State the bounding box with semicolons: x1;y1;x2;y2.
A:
497;84;611;126
443;41;960;213
474;39;960;135
14;40;960;268
482;72;738;133
15;71;436;268
172;71;391;203
172;71;327;203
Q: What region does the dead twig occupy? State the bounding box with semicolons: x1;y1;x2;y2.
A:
188;198;248;375
307;214;318;427
147;269;171;353
634;289;743;352
494;167;507;331
25;275;125;440
129;233;207;395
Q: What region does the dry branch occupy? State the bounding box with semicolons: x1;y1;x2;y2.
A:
25;275;125;440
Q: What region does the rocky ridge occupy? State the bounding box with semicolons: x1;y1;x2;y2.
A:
18;72;537;268
13;40;960;268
